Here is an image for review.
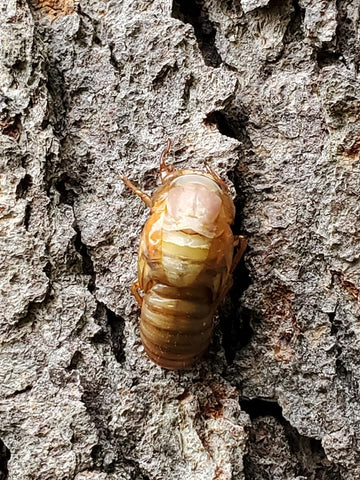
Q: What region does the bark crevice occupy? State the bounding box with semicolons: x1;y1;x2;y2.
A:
241;399;342;479
0;439;10;480
205;104;255;365
172;0;223;67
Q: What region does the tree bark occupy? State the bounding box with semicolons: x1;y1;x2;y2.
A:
0;0;359;479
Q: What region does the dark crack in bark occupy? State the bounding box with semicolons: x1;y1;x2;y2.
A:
204;105;255;364
317;47;344;68
105;306;126;364
73;226;96;293
240;398;283;420
24;204;31;231
0;439;10;480
54;175;80;206
241;398;342;479
283;0;305;45
15;174;33;199
172;0;222;67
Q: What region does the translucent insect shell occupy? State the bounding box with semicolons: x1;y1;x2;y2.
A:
120;140;246;369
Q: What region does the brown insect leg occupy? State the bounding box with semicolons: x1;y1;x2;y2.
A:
119;175;152;207
215;235;247;307
204;162;229;191
160;138;174;182
216;276;233;308
204;162;220;181
231;235;247;274
131;280;143;307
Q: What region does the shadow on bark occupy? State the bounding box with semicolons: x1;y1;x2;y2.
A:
0;439;10;480
204;107;254;364
171;0;222;67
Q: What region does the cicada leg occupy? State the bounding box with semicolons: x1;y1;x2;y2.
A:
215;235;247;307
131;280;143;307
203;162;229;192
231;235;247;274
204;162;220;181
119;175;152;207
160;138;174;182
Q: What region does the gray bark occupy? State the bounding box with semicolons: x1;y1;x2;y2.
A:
0;0;359;479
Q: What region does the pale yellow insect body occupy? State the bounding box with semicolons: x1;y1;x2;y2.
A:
120;141;246;369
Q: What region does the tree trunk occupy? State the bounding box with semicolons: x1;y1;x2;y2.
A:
0;0;359;479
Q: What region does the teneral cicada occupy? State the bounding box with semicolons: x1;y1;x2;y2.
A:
120;140;246;369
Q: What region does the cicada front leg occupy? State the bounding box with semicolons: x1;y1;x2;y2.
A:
119;175;152;207
204;162;221;183
160;138;174;182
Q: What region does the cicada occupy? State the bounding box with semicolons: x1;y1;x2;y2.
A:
120;140;246;369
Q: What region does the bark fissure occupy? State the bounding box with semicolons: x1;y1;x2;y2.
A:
204;105;254;364
0;439;10;480
283;0;305;45
241;399;342;479
73;226;96;293
172;0;223;67
105;306;126;364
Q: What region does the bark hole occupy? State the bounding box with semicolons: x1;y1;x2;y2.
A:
66;351;84;371
45;65;68;136
282;423;342;479
0;114;21;141
24;204;31;230
204;109;250;142
283;0;305;45
91;444;116;474
54;175;79;205
317;48;343;68
240;398;283;420
16;174;32;198
171;0;222;67
182;74;194;106
219;279;254;365
90;303;126;364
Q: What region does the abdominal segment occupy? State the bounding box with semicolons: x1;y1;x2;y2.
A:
140;284;214;369
160;228;212;287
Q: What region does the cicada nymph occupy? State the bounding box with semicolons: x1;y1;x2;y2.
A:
120;140;246;369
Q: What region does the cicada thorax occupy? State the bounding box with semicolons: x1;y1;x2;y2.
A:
137;172;235;369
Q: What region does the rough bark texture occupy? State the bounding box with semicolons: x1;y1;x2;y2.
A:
0;0;359;479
